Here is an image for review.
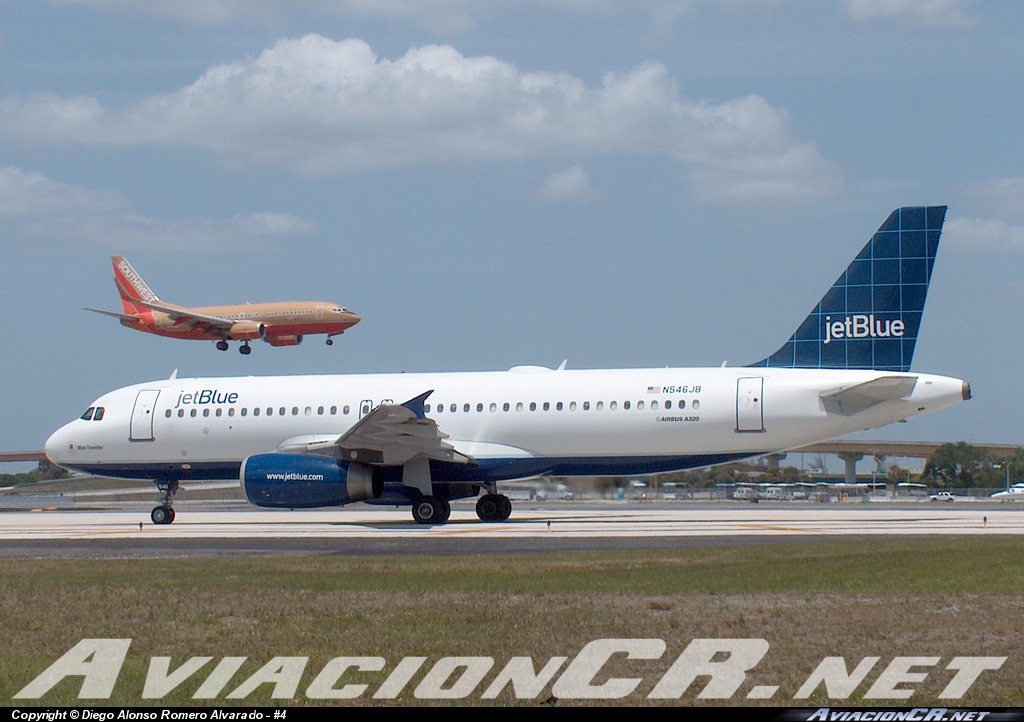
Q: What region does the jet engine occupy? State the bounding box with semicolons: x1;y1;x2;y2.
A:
241;453;383;508
228;321;266;340
265;334;303;346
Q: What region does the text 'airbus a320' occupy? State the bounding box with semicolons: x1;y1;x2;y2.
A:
85;256;360;354
49;207;969;525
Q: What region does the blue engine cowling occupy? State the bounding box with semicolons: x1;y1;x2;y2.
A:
241;453;383;508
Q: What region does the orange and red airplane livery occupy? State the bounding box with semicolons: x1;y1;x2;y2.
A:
85;256;361;355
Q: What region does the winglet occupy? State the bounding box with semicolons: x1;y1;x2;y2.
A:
748;206;946;372
401;390;434;420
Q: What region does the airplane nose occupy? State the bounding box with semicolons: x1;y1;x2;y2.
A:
44;423;72;466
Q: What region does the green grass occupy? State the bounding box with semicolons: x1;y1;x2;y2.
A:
2;537;1023;706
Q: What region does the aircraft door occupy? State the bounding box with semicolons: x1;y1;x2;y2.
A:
315;305;324;320
130;389;161;441
359;399;373;419
736;377;764;433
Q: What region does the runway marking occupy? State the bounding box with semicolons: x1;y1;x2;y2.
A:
0;507;1019;540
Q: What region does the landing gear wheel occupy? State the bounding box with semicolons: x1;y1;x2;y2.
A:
412;496;447;525
240;343;252;355
476;494;501;521
216;340;229;351
497;494;512;521
326;338;334;346
438;497;451;523
151;506;174;525
476;493;511;521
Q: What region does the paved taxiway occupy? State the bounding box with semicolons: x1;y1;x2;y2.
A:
1;503;1021;558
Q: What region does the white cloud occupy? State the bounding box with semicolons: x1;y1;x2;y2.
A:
842;0;976;28
0;36;841;207
538;166;600;201
943;217;1024;253
965;176;1024;218
0;166;316;250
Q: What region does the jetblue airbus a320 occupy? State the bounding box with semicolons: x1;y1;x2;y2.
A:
46;207;970;525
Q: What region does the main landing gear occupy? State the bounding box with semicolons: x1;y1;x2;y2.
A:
151;480;179;525
476;493;512;522
216;340;230;351
239;342;252;355
412;496;451;525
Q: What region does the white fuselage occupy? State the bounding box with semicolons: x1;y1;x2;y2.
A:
45;366;968;483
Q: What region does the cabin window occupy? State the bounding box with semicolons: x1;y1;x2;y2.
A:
80;407;95;421
516;402;524;412
450;404;457;413
596;401;604;410
463;403;470;413
241;408;248;416
203;409;210;417
477;403;483;412
253;408;260;416
178;409;185;418
317;406;324;415
623;401;630;410
583;401;590;411
556;402;563;411
570;401;577;411
490;403;497;412
543;402;550;411
293;407;299;416
424;404;431;413
436;404;443;413
503;402;510;412
692;400;700;410
651;400;658;410
637;400;644;410
280;407;286;416
229;408;235;417
216;408;222;417
190;409;197;418
530;402;536;411
665;400;672;410
165;410;171;418
266;408;273;416
678;400;685;410
610;401;617;410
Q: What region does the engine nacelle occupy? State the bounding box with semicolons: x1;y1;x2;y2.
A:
228;320;266;340
241;454;383;508
265;334;303;347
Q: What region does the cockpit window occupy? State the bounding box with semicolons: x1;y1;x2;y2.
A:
93;407;105;421
80;407;95;421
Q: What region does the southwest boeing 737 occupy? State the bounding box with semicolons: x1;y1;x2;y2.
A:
48;207;970;525
85;256;361;354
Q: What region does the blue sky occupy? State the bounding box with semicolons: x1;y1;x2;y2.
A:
1;0;1022;454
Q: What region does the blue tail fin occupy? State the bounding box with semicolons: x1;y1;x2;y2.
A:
748;206;946;372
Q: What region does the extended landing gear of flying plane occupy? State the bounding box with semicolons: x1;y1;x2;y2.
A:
216;340;229;351
411;496;451;525
239;342;252;355
326;338;334;346
151;480;179;525
476;493;512;522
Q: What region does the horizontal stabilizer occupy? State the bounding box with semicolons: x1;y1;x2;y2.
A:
820;376;918;416
83;307;140;323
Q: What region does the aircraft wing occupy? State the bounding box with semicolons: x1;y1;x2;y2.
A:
83;307;141;323
819;376;918;416
279;391;473;467
126;298;235;331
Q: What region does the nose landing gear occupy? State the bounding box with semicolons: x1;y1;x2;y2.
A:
150;480;179;525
